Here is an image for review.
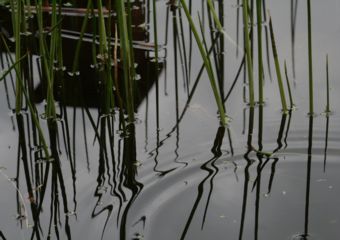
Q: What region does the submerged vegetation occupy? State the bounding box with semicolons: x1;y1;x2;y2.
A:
0;0;337;239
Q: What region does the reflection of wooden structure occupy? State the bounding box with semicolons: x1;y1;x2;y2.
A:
0;1;163;109
34;34;160;108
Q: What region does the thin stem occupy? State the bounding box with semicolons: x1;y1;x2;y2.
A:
269;15;288;113
179;0;226;125
325;54;330;113
242;0;254;107
307;0;313;114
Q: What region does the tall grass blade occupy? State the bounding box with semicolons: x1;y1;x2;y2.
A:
307;0;313;114
325;54;330;113
116;0;135;123
284;61;294;109
10;0;23;112
71;0;92;73
242;0;254;107
256;0;264;104
179;0;226;125
0;52;26;81
34;0;56;119
207;0;242;53
268;15;288;113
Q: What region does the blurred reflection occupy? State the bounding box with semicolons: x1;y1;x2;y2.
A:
303;116;314;239
0;1;162;110
180;126;225;240
239;106;291;240
0;1;153;239
11;105;144;239
0;230;6;240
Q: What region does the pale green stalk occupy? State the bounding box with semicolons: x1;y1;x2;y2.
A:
116;0;135;122
307;0;313;114
256;0;263;104
71;0;92;73
98;0;114;112
10;0;23;112
206;0;242;53
242;0;254;107
179;0;226;125
269;16;288;113
284;61;294;109
325;54;330;113
35;0;56;118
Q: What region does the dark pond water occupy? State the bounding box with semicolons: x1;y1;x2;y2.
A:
1;0;340;239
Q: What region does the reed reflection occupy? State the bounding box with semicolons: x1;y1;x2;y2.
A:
180;126;225;240
323;115;329;172
0;2;158;239
303;116;313;239
238;106;254;240
13;112;74;240
11;106;146;239
0;231;6;240
239;105;292;240
291;0;298;80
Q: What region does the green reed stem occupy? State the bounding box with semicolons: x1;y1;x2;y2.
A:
45;0;59;118
35;0;56;118
207;0;223;32
307;0;313;114
0;52;26;81
179;0;226;126
284;61;294;109
325;54;330;113
72;0;92;73
97;0;108;54
256;0;263;104
242;0;254;107
98;0;114;113
269;16;288;113
10;0;23;112
116;0;135;122
206;0;241;53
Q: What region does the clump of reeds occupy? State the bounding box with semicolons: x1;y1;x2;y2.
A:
116;0;136;123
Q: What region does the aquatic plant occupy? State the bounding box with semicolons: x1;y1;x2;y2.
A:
179;0;227;126
116;0;136;123
269;14;288;113
307;0;314;114
256;0;264;104
325;54;330;113
242;0;254;107
284;61;294;109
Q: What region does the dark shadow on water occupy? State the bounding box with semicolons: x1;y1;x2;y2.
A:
0;231;6;240
238;106;254;240
13;113;74;239
119;124;143;240
303;116;313;238
180;126;225;240
323;114;329;172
